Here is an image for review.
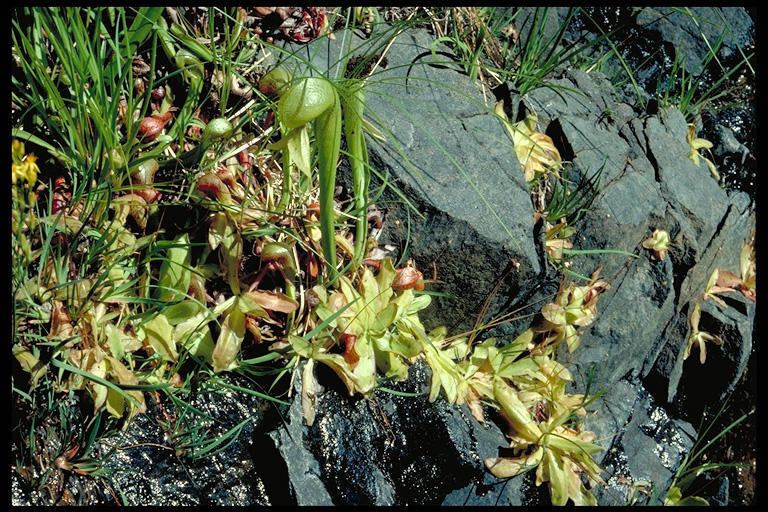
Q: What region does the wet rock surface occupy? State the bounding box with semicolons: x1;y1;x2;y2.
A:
271;360;489;505
588;376;697;505
67;373;277;507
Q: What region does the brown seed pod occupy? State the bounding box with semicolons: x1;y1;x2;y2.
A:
392;264;425;291
197;171;232;203
137;113;172;141
305;202;321;218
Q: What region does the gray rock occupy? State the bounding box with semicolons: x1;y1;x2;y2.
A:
521;66;754;413
645;108;728;247
587;376;696;506
637;7;754;76
565;256;676;395
659;294;755;408
361;30;542;334
262;23;755;507
268;369;335;506
512;7;575;52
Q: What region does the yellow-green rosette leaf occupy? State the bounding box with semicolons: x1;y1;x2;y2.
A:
240;290;299;315
485;446;545;478
360;266;381;312
496;356;543;381
545;430;602;458
375;258;396;303
302;334;377;397
568;465;598;506
388;331;425;359
142;313;178;362
105;323;128;360
12;344;47;388
163;300;205;325
209;211;228;251
544;448;569;506
541;302;567;326
212;302;246;372
369;303;398;333
350;333;377;395
107;356;147;421
423;341;461;403
443;336;471;361
302;358;318;426
372;332;410;381
105;387;126;419
175;311;215;362
157;233;192;303
90;359;109;414
493;378;542;443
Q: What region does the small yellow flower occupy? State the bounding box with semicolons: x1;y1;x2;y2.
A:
686;123;719;181
11;140;39;186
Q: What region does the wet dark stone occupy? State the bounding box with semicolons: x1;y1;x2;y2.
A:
93;373;276;506
270;360;516;506
587;376;696;505
669;294;754;417
636;7;754;76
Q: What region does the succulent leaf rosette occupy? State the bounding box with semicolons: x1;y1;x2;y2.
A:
642;229;670;261
291;258;432;423
495;103;562;183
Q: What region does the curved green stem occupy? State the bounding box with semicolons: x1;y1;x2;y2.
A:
343;83;369;271
275;122;292;214
277;76;342;282
315;99;343;282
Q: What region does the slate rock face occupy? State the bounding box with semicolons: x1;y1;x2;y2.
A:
636;7;754;75
361;29;543;336
587;376;696;506
521;68;754;398
257;24;755;506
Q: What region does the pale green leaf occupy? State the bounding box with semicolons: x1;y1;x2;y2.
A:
163;300;204;325
212;303;245;372
142;313;178;362
157;233;191;303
